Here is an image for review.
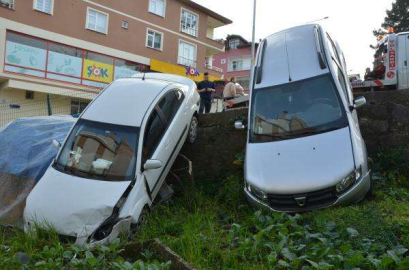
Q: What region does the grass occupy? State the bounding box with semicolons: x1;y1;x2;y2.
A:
1;148;409;269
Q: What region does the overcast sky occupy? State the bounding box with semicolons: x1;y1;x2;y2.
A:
194;0;394;76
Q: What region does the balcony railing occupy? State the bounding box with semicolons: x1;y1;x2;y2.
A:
204;64;223;73
178;56;197;68
181;24;198;37
0;0;14;9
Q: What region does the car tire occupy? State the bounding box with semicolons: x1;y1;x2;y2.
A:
186;115;198;145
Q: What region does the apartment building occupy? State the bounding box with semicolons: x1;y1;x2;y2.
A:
0;0;231;124
213;35;258;92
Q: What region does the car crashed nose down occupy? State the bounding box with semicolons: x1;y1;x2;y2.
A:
23;167;131;243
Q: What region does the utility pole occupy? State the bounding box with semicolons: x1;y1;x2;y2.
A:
250;0;257;87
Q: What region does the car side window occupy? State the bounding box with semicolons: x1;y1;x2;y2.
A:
142;109;165;163
158;90;185;125
335;63;349;101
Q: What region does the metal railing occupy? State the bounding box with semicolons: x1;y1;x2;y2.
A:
178;56;197;68
181;24;198;37
0;90;98;128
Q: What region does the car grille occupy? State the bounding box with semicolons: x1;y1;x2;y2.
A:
268;186;337;212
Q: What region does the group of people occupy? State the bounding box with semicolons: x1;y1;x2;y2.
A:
197;72;247;114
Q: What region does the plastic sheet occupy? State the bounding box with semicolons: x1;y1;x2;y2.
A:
0;116;76;225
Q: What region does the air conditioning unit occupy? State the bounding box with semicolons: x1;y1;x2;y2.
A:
122;21;129;29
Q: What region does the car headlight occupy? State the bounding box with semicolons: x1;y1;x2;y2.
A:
246;182;268;201
336;166;362;194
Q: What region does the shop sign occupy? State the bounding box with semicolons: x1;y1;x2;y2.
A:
82;59;114;83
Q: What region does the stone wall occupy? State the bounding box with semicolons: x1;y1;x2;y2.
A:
180;91;409;177
358;90;409;152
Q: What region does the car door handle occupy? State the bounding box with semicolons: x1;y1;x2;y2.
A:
405;60;408;67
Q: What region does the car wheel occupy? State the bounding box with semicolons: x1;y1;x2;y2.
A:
186;116;198;145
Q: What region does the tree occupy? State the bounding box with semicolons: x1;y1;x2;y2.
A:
374;0;409;36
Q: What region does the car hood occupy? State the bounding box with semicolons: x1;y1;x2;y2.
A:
24;167;131;239
245;127;355;194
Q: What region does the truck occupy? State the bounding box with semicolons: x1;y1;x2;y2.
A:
352;29;409;92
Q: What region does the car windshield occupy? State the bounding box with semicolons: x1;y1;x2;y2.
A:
55;119;139;181
250;74;348;143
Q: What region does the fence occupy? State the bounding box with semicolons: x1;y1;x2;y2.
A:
0;89;99;127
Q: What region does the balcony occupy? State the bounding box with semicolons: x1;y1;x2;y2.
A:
178;56;197;68
181;24;198;37
0;0;14;9
204;63;223;74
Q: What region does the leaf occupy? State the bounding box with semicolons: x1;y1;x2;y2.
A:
387;250;400;263
278;259;290;268
306;259;319;268
62;251;72;259
346;228;359;237
281;248;297;261
381;256;395;268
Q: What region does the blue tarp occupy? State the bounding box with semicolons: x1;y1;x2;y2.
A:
0;116;76;182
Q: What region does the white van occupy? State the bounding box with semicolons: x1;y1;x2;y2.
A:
235;24;372;212
24;73;200;245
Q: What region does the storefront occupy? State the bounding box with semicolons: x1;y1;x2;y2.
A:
3;31;149;89
150;59;221;83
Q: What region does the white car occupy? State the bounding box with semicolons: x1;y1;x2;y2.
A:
236;24;372;212
24;73;200;245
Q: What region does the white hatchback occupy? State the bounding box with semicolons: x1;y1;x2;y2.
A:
24;73;200;245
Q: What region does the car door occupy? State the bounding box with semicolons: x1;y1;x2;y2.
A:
158;89;187;144
142;90;185;199
141;107;172;198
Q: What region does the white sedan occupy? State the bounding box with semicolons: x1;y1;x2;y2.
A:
24;73;200;245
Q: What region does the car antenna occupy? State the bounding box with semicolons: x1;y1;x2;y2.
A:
142;72;146;81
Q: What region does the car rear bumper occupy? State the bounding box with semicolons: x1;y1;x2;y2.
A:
244;171;371;212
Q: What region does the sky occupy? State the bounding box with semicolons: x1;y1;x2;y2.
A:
194;0;394;77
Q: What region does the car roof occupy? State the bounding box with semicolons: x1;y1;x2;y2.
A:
256;24;329;89
133;73;197;89
81;78;171;127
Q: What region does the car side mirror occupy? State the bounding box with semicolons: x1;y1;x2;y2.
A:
234;120;246;130
353;96;367;110
144;159;163;170
52;139;61;150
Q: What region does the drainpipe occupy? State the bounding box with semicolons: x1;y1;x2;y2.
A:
46;94;52;116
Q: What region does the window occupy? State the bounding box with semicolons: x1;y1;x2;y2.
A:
71;100;89;115
55;119;139;181
250;74;348;143
47;43;83;84
34;0;53;14
82;51;114;88
146;29;163;51
86;8;109;34
114;60;143;80
143;110;165;162
158;90;184;125
236;76;250;90
0;0;14;9
335;63;349;101
181;9;198;37
232;60;243;71
4;32;47;77
25;91;34;100
178;40;197;67
221;59;226;65
149;0;165;17
229;39;239;49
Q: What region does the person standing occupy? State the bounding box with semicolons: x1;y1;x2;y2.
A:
197;72;216;114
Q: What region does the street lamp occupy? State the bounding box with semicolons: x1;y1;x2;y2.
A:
250;0;257;86
305;16;329;24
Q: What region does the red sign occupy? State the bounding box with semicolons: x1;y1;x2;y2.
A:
389;49;396;70
387;71;395;79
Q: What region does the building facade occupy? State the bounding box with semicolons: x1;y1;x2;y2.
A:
0;0;231;126
213;35;257;92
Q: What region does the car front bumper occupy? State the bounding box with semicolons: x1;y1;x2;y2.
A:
244;170;371;212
